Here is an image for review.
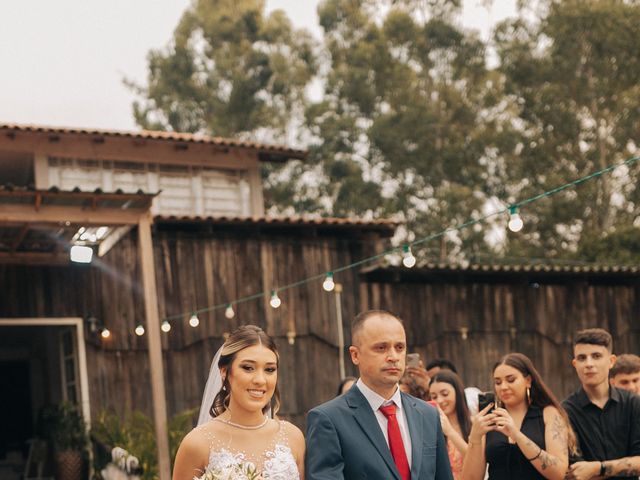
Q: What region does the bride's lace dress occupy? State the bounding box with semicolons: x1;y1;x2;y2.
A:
203;420;299;480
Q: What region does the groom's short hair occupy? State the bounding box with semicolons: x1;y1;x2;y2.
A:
351;310;404;345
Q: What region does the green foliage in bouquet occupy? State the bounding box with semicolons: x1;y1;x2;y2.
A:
91;408;196;480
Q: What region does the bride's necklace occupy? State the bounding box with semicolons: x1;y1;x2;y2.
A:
214;415;269;430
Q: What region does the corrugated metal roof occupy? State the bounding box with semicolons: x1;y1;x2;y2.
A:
0;183;153;197
363;262;640;276
155;214;398;232
0;185;397;232
0;183;157;210
0;123;307;160
0;185;157;264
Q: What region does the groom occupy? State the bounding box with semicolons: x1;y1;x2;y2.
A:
305;310;453;480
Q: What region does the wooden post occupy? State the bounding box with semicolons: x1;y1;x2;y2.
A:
138;213;171;480
334;283;346;381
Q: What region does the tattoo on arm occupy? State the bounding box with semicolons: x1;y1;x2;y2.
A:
538;451;558;470
608;458;640;476
551;414;567;443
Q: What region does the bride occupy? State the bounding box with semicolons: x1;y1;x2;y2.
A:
173;325;305;479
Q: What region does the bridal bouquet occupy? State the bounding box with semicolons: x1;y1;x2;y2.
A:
195;462;264;480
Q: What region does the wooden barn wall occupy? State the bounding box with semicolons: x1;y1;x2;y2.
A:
0;226;380;425
361;277;640;399
2;231;639;428
95;226;377;424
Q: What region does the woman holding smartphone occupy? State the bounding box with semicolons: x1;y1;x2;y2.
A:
429;370;471;480
462;353;575;480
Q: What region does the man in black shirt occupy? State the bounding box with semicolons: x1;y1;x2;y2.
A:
563;328;640;480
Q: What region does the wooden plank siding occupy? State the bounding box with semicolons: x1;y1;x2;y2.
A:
0;224;383;426
361;270;640;399
1;228;638;430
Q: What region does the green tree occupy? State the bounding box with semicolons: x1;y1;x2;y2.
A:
493;0;640;259
134;0;640;263
577;225;640;263
266;0;504;259
131;0;316;138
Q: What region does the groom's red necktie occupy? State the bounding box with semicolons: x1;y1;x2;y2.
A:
379;404;410;480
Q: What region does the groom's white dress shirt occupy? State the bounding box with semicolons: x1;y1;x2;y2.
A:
356;378;413;465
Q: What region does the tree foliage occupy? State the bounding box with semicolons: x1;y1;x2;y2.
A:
267;0;501;259
494;0;640;258
131;0;316;138
133;0;640;263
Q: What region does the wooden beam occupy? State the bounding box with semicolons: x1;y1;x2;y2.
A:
0;205;144;225
137;213;171;480
98;226;132;257
247;166;265;216
0;251;70;265
10;224;30;252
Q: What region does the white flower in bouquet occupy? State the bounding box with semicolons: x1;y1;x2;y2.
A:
195;462;264;480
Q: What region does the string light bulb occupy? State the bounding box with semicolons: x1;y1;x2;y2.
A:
269;290;281;309
161;320;171;333
322;272;335;292
189;313;200;328
225;304;235;319
100;327;111;339
135;324;145;336
402;245;416;268
508;206;524;232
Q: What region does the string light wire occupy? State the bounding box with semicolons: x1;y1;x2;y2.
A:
160;155;639;325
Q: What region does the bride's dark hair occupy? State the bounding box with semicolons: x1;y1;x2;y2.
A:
210;325;281;417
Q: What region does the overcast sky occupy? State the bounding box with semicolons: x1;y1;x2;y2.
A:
0;0;515;132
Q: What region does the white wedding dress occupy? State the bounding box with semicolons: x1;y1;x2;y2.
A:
202;420;300;479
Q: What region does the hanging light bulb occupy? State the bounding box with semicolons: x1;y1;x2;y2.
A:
161;320;171;333
135;324;145;336
225;304;235;319
322;272;335;292
189;313;200;328
100;327;111;339
269;290;281;309
402;245;416;268
508;206;524;232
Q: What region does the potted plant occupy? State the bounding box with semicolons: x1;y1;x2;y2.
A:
39;402;88;480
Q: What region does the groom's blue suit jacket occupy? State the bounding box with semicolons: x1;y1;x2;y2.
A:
305;385;454;480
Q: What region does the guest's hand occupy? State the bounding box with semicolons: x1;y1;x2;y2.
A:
564;461;600;480
468;403;496;443
492;408;518;440
435;405;454;437
405;362;430;390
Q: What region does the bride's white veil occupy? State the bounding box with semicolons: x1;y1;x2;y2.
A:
197;346;223;426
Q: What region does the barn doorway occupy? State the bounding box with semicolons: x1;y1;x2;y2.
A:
0;318;90;478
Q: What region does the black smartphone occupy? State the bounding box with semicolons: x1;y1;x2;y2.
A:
478;391;495;413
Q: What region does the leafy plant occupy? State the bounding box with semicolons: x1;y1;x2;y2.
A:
91;408;196;480
38;402;88;453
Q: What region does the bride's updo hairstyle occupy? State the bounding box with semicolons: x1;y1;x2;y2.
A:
210;325;281;417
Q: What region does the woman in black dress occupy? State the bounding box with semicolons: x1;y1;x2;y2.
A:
462;353;576;480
